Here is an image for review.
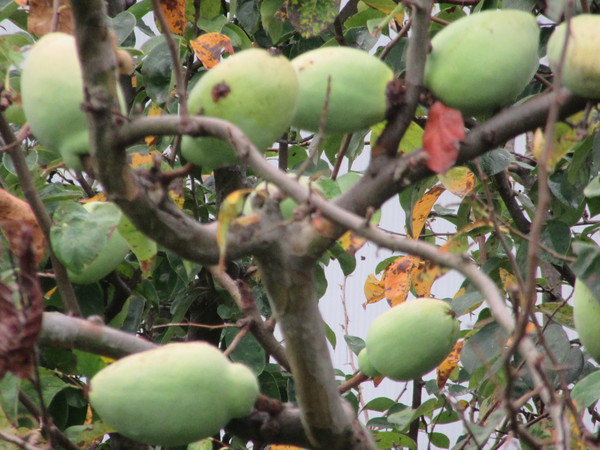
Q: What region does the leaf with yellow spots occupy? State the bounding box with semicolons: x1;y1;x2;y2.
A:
499;267;519;293
412;235;468;297
411;185;445;238
158;0;186;35
169;190;185;209
338;230;367;256
363;0;404;24
438;166;476;198
217;189;252;270
533;121;581;173
384;256;417;306
144;104;163;146
437;339;464;389
190;33;234;69
364;273;386;305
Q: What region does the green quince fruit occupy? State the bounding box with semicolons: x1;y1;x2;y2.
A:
291;46;394;133
547;14;600;99
366;298;460;381
181;48;299;170
424;10;540;116
89;342;259;447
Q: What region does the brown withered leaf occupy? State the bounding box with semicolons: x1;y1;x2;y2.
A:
0;189;46;264
158;0;186;35
190;33;234;69
28;0;73;37
0;227;43;380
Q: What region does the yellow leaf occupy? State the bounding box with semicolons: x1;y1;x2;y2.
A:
158;0;186;35
190;33;234;69
338;230;367;256
144;104;163;146
411;185;445;239
216;189;252;270
499;267;519;292
81;193;107;203
438;166;476;198
364;273;386;305
384;256;417;306
533;122;580;173
437;340;464;389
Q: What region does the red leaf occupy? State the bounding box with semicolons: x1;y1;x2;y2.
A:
423;102;465;174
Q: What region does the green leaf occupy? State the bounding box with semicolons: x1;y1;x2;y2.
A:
223;327;266;376
461;322;507;375
363;397;396;412
572;242;600;295
64;421;116;447
141;38;174;105
343;335;365;355
430;431;450;449
373;431;416;449
571;370;600;408
109;11;136;45
288;0;340;38
325;321;337;349
539;220;571;265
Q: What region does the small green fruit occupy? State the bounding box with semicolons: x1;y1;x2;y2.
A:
366;298;460;381
424;10;540;116
67;202;130;285
358;348;381;378
21;33;124;170
181;49;299;170
547;15;600;99
89;342;259;447
291;46;394;133
573;278;600;363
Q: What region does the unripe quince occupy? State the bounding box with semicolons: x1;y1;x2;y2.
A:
21;33;124;170
358;348;381;378
424;10;540;116
366;298;460;381
291;46;394;133
181;49;299;170
89;342;259;447
573;278;600;363
53;201;130;285
547;14;600;99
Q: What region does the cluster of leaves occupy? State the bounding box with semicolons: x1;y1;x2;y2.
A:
0;0;600;449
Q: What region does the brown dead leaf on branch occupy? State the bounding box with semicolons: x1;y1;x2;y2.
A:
0;226;44;379
0;189;46;264
28;0;74;37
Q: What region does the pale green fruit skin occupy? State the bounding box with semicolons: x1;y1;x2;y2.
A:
424;10;540;116
547;15;600;98
243;176;318;220
573;278;600;363
366;298;460;381
181;49;299;170
68;202;129;285
21;33;124;170
89;342;259;447
291;47;393;133
358;348;381;378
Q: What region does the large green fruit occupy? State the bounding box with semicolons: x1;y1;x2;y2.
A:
64;202;129;285
89;342;259;447
424;10;540;116
21;33;123;170
291;47;394;133
366;298;460;381
547;15;600;99
573;278;600;363
181;49;298;170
